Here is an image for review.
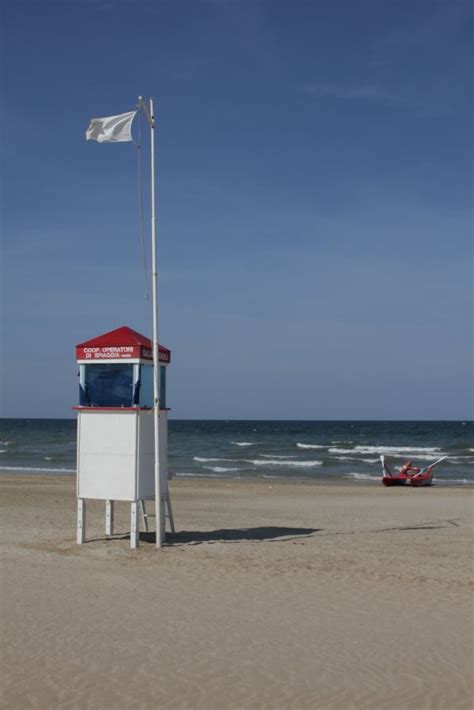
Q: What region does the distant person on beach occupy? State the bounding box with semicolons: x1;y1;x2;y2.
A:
400;460;421;476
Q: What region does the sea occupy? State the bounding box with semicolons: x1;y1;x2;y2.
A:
0;419;473;486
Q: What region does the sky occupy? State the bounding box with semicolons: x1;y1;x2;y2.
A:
1;0;473;420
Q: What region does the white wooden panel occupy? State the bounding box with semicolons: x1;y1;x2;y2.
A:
159;414;168;479
76;416;81;497
138;410;154;453
79;412;137;455
137;411;155;499
77;410;168;502
136;411;168;500
77;411;138;500
137;454;154;499
78;453;136;500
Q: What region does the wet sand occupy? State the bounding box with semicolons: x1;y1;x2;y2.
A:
1;473;473;709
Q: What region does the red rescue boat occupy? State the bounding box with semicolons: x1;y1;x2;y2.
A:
381;455;447;487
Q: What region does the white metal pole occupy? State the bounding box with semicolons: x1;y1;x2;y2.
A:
77;499;86;544
130;501;139;549
149;97;164;548
105;499;114;535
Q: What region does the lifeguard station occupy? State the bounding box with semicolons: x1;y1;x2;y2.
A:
74;325;174;548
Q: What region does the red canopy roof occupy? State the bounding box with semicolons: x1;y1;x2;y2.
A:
76;326;171;363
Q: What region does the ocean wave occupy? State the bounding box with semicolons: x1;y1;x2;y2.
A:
355;445;441;453
0;450;6;454
259;454;297;459
334;455;420;465
247;459;323;467
176;471;241;479
296;443;326;449
0;466;75;474
334;456;380;464
329;448;361;455
193;456;238;463
328;446;442;456
203;466;243;473
341;458;379;464
230;441;256;447
344;472;380;482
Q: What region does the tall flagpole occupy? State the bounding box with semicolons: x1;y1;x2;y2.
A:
139;95;163;547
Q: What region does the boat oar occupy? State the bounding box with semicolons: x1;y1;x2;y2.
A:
411;456;447;478
380;454;392;477
429;456;448;467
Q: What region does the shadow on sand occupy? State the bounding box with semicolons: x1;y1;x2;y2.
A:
137;526;320;545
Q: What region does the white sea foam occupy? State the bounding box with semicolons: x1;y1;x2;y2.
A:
0;450;6;454
329;448;360;455
193;456;238;463
204;466;242;473
328;448;357;455
230;441;256;447
177;471;234;479
434;478;470;485
296;443;326;449
334;456;387;464
345;472;379;482
0;466;75;474
328;445;441;456
247;459;323;467
260;454;297;459
355;445;441;453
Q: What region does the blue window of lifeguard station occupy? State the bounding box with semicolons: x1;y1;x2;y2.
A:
81;364;134;407
140;364;153;408
160;366;166;408
139;364;166;408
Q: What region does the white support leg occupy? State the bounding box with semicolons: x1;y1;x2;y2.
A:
166;491;176;534
139;501;149;533
106;500;114;536
160;494;167;542
130;502;139;549
77;499;86;544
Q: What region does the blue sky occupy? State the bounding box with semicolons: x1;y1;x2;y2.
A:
2;0;472;419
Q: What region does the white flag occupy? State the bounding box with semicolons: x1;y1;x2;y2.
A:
86;111;136;143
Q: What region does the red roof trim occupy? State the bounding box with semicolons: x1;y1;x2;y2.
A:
76;326;171;363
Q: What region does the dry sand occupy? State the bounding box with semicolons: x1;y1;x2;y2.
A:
1;473;473;710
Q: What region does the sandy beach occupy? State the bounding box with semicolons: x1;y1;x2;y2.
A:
1;473;472;710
